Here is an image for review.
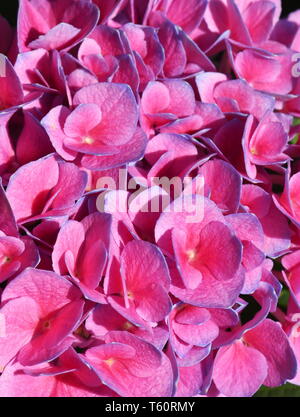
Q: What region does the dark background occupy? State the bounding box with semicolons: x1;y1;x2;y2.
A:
0;0;299;26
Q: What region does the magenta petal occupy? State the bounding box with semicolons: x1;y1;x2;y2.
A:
172;319;219;347
152;14;187;78
73;83;138;147
78;241;107;289
242;241;265;271
15;110;54;165
170;260;245;308
18;0;100;52
244;319;297;387
73;281;107;303
120;240;172;322
104;331;162;377
0;54;24;110
2;268;82;315
64;104;102;139
199;160;241;213
81;128;147;170
243;1;275;44
86;331;174;397
0;16;13;55
52;220;85;276
172;228;203;290
41;106;77;161
0;350;111;397
0;236;28;282
18;237;40;273
0;180;18;237
81;212;111;249
195;221;242;281
213;340;268;397
18;300;85;366
49;161;87;214
175;363;204;397
0;296;40;371
227;0;252;44
164;0;207;34
28;23;81;50
112;54;140;96
6;155;59;222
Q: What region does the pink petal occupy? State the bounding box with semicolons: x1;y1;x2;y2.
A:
226;213;264;250
199;159;241;213
163;79;196;117
155;195;224;256
86;332;174;396
81;128;147;170
235;49;292;95
64;103;102;139
0;353;112;397
196;72;227;103
172;317;219;347
120;240;171;322
213;79;275;119
6;155;59;222
170;259;245;308
18;300;85;366
78;240;107;289
150;13;187;77
121;240;170;290
173;221;242;290
52;220;85;275
15;110;54;165
49;160;87;215
0;296;40;371
243;0;275;44
18;0;100;52
73;83;138;147
175;364;204;397
2;268;82;317
105;331;162;377
41;106;77;161
164;0;207;34
0;180;18;237
28;23;81;50
0;54;24;110
141;81;170;114
0;236;24;282
213;340;268;397
244;319;297;387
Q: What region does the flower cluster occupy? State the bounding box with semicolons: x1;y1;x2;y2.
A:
0;0;300;397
